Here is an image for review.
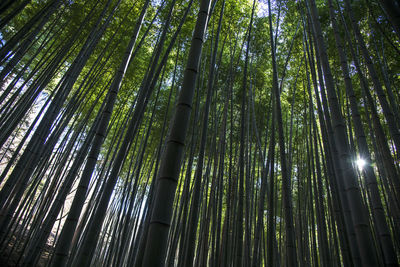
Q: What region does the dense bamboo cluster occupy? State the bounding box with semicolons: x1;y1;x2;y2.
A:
0;0;399;266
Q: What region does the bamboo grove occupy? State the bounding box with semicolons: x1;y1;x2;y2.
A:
0;0;399;266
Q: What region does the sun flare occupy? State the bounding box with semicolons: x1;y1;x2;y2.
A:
356;158;366;171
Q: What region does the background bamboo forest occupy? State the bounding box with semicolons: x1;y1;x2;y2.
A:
0;0;399;266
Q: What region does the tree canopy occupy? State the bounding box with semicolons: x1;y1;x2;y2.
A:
0;0;399;266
